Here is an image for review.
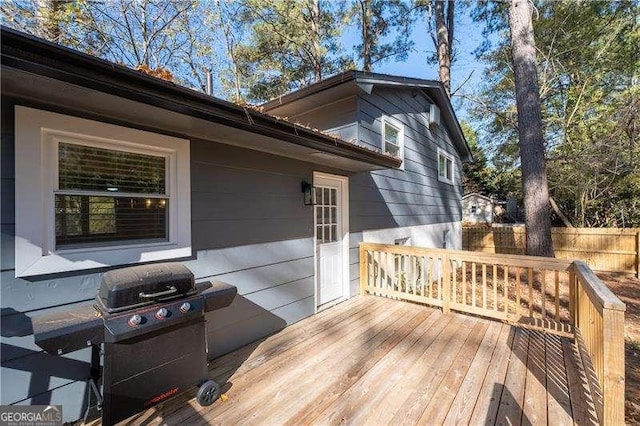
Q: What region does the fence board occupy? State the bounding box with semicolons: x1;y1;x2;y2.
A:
463;226;640;277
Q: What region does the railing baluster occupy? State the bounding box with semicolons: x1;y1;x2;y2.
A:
462;261;467;306
378;250;383;294
411;255;416;295
420;256;425;296
528;268;534;318
482;263;487;309
452;258;457;304
428;257;433;299
493;264;498;312
472;262;477;308
516;267;522;316
555;270;560;322
541;269;547;320
503;265;509;315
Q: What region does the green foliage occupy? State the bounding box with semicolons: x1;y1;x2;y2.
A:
233;0;353;102
347;0;415;71
470;0;640;227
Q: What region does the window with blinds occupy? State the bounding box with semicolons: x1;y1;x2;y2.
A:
55;142;169;248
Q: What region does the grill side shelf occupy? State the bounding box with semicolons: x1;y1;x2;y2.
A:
32;305;104;355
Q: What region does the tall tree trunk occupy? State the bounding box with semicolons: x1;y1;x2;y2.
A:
508;0;554;257
309;0;322;81
434;0;453;95
360;0;372;72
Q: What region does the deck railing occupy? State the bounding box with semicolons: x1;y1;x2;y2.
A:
571;261;626;424
359;242;626;425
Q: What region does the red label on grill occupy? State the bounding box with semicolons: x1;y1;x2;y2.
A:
145;387;179;407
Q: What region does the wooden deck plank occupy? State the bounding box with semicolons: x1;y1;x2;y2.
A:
195;297;418;424
361;313;468;424
389;316;482;424
522;330;548;425
296;310;445;425
443;321;503;425
496;327;530;426
417;319;491;424
562;337;599;425
249;308;442;424
545;333;573;426
105;295;598;426
300;311;450;425
470;324;516;424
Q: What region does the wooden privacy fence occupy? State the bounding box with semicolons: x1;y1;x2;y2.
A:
359;242;626;425
462;226;640;277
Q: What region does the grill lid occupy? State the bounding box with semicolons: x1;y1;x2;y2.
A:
98;263;196;312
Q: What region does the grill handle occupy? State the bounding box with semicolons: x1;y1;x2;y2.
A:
139;286;178;299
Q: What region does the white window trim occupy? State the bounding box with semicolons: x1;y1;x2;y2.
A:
381;115;405;169
437;147;455;185
14;106;191;277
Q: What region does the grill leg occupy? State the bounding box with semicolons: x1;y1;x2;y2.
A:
83;345;104;423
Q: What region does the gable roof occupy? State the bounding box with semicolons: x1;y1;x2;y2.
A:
262;70;473;162
462;193;494;202
0;27;401;171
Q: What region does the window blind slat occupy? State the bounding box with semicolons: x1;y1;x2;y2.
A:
59;143;166;193
55;194;168;248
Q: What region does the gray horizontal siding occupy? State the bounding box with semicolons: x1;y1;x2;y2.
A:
350;88;462;234
289;97;358;138
0;97;337;421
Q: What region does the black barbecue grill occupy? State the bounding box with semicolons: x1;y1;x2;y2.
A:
32;263;237;425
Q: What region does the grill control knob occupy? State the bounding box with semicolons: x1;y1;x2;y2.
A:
128;314;142;327
179;302;191;313
155;308;168;319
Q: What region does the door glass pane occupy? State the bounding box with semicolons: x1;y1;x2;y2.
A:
331;207;337;223
323;188;330;205
324;225;332;242
330;188;337;205
315;187;322;205
316;206;322;224
331;225;337;242
316;225;323;243
324;207;330;223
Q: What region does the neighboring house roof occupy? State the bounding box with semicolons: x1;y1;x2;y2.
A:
262;70;473;162
463;193;494;202
0;27;401;170
463;193;506;205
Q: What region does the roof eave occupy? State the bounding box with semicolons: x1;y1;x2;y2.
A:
0;28;400;169
263;70;473;163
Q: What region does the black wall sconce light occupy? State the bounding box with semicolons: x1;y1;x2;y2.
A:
301;181;317;206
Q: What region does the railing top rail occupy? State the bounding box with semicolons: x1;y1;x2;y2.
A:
359;242;573;271
573;261;626;312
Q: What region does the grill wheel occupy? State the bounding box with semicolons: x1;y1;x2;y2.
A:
196;380;221;406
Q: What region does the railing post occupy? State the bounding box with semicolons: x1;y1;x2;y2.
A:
569;263;576;327
359;243;367;296
602;308;625;425
442;254;451;314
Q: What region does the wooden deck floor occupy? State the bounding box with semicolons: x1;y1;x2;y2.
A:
119;295;599;425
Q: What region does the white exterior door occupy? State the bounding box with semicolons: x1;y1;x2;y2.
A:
315;174;348;307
